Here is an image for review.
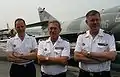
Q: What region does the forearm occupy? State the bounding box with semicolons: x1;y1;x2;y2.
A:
90;51;116;61
7;56;27;63
92;57;109;62
6;52;20;62
75;55;100;64
48;57;68;65
6;51;30;63
38;55;68;65
37;55;48;64
81;49;117;61
74;52;100;64
20;52;37;60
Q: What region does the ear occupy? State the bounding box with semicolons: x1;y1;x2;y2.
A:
60;28;62;32
100;18;101;22
85;20;88;24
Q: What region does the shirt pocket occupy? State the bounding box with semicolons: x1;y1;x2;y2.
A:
97;43;108;51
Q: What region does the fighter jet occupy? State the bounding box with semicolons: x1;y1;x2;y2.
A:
60;5;120;50
26;6;120;71
26;6;120;49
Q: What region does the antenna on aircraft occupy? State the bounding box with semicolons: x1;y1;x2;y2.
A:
7;23;10;30
100;9;104;13
43;8;45;11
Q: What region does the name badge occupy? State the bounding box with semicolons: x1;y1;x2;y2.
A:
98;43;108;46
55;47;64;50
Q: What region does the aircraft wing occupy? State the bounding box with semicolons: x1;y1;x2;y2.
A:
26;21;48;28
0;29;9;32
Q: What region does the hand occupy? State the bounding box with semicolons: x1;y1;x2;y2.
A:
81;49;88;56
104;48;109;52
12;52;23;58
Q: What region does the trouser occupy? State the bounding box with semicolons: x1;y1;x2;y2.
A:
78;69;111;77
41;71;66;77
10;62;36;77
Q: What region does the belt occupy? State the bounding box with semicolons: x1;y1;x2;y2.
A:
12;60;33;65
12;61;33;67
80;69;110;77
41;71;66;76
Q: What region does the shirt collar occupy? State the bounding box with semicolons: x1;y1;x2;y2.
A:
85;29;104;38
14;33;29;39
46;36;62;43
98;29;104;37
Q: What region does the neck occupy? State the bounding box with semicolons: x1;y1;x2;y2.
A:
51;36;58;42
18;33;25;41
90;30;99;38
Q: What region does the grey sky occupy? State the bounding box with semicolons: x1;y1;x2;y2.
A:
0;0;120;29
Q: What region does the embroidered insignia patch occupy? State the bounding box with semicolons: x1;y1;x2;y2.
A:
82;43;85;46
44;48;47;51
13;44;16;47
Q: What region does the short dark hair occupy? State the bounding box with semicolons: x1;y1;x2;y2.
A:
14;18;26;27
86;10;100;17
48;20;61;30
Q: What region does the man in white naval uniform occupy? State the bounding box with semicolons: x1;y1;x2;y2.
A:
37;20;70;77
6;18;37;77
74;10;117;77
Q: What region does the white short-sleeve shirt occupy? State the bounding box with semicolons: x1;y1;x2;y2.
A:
6;34;37;63
75;29;116;72
38;36;70;75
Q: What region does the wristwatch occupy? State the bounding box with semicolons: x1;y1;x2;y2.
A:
87;51;91;57
45;57;49;60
